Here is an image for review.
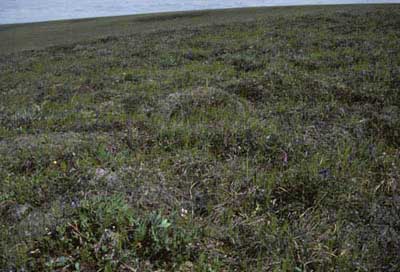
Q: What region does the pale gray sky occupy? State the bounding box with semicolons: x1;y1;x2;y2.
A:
0;0;399;24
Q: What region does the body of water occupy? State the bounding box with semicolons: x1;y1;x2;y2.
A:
0;0;398;24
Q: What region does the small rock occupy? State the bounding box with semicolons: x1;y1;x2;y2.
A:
93;168;121;188
95;168;108;179
106;172;120;188
7;204;32;222
179;261;194;271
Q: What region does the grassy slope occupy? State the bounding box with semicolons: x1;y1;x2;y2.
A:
0;6;308;54
0;4;384;54
1;4;400;271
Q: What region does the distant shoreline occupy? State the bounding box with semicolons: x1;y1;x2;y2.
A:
0;3;398;55
1;0;399;25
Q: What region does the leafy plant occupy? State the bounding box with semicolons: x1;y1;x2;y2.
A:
31;195;197;270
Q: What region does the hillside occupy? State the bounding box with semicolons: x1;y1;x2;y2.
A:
1;4;400;271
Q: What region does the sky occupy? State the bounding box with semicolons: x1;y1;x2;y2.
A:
0;0;399;24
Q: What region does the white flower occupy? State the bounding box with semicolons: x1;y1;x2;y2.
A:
180;208;188;217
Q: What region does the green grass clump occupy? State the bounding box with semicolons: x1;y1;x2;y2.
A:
1;4;400;271
31;195;197;271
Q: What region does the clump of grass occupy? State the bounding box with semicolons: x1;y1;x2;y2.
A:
159;87;245;119
30;194;197;271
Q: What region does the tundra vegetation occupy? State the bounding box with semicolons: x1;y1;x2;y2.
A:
0;4;399;271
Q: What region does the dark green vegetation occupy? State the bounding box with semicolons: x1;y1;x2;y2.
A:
1;4;400;271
